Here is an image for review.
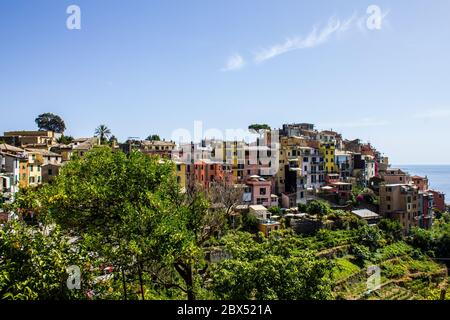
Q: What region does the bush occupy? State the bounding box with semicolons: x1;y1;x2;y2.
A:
268;206;281;214
378;219;403;243
241;212;258;233
351;244;372;265
297;203;308;212
307;200;331;217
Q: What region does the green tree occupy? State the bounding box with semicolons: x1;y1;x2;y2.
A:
94;125;112;145
57;135;74;145
307;200;331;218
0;221;93;300
378;219;403;243
208;231;333;300
248;124;271;134
15;147;223;300
35;113;66;133
146;134;161;141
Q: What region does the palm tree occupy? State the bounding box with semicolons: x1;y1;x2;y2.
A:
95;125;111;145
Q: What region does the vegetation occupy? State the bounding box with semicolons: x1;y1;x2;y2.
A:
57;135;74;145
208;231;333;300
35;113;66;133
94;125;112;145
146;134;161;141
2;147;449;300
248;124;271;134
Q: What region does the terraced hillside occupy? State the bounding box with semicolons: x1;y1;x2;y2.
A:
329;242;449;300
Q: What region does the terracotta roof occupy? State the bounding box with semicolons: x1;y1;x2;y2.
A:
25;148;61;157
0;143;24;153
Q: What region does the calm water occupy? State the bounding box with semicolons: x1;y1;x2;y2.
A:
395;165;450;203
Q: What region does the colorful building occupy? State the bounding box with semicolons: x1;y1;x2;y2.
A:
193;159;232;189
379;184;419;234
243;175;276;207
418;191;434;229
427;190;446;212
320;143;337;173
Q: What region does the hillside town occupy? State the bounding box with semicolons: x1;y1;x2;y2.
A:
1;121;447;236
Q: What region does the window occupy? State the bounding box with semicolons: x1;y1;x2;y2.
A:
387;205;391;210
260;188;267;195
48;169;53;176
257;198;264;205
30;165;34;172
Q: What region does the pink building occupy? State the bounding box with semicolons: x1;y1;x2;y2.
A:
411;175;429;191
244;175;276;207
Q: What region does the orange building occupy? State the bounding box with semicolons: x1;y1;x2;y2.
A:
193;159;232;189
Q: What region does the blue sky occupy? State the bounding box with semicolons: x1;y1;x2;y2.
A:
1;0;450;164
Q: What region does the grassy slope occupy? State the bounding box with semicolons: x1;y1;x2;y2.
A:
329;242;449;300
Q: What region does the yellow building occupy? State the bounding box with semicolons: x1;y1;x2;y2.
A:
320;143;337;173
18;158;29;188
175;161;187;191
25;150;43;187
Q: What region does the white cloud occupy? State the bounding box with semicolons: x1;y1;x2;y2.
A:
221;54;245;71
254;15;358;64
413;109;450;120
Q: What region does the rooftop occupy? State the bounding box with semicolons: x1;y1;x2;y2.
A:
351;209;380;219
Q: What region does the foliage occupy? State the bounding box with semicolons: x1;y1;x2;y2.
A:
374;241;413;261
307;200;331;217
207;231;333;300
378;219;403;243
146;134;161;141
57;135;74;145
0;221;92;300
12;147;221;300
408;215;450;260
350;244;372;265
35;113;66;133
248;124;271;134
239;212;259;234
356;225;386;251
94;125;112;145
268;206;281;214
297;203;308;212
332;258;360;282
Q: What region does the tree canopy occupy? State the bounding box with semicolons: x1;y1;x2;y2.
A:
207;231;333;300
94;125;112;145
35;113;66;133
248;124;271;134
146;134;161;141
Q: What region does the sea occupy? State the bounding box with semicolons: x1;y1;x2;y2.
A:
395;165;450;204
